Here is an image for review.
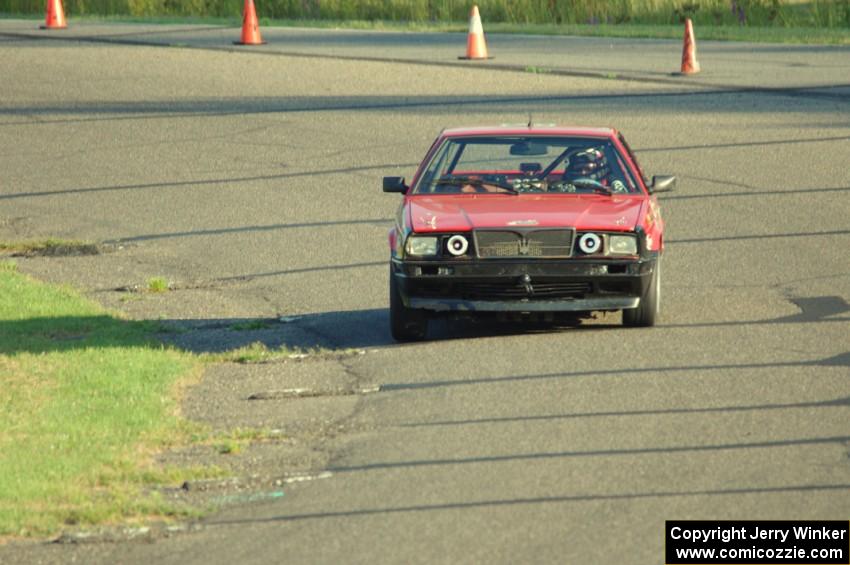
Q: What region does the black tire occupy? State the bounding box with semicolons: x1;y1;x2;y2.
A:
390;272;428;341
623;257;660;327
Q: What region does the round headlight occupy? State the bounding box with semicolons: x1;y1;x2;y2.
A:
578;233;602;254
447;235;469;256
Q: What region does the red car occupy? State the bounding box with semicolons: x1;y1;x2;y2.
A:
384;125;674;341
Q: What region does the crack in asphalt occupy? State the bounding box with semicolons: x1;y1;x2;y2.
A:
379;352;850;392
399;395;850;428
205;483;850;525
327;435;850;473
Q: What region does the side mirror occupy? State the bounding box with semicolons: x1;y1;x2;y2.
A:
650;175;676;194
383;176;408;193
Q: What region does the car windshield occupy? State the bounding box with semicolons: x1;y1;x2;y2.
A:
414;136;640;195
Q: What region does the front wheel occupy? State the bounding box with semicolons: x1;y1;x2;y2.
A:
622;257;660;327
390;272;428;341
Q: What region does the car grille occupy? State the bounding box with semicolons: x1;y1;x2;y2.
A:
475;229;574;258
411;280;591;301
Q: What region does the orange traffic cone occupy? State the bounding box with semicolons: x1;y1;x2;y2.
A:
677;18;700;75
458;5;491;60
40;0;67;29
234;0;264;45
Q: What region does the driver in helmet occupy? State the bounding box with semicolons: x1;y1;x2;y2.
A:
561;148;628;193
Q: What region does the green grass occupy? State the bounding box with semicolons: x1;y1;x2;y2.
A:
3;0;850;29
0;267;215;537
187;427;286;455
200;341;361;364
2;9;849;44
485;21;850;43
145;276;169;293
201;341;298;364
272;18;850;44
249;15;850;45
0;238;100;257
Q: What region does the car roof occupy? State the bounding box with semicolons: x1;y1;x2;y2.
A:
440;125;618;138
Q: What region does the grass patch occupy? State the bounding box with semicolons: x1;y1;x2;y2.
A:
305;19;850;44
3;0;850;31
214;440;241;455
201;341;298;364
1;12;848;44
255;18;850;44
145;276;169;293
200;341;354;364
183;426;285;455
485;21;850;44
0;238;100;257
194;427;285;443
0;268;214;537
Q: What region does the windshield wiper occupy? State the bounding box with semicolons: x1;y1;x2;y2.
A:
570;179;613;195
435;177;519;194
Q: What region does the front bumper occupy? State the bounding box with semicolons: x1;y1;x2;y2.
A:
391;257;657;313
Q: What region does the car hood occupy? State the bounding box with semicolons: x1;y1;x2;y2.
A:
407;194;645;232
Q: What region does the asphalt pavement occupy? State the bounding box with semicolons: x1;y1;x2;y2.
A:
0;20;848;564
